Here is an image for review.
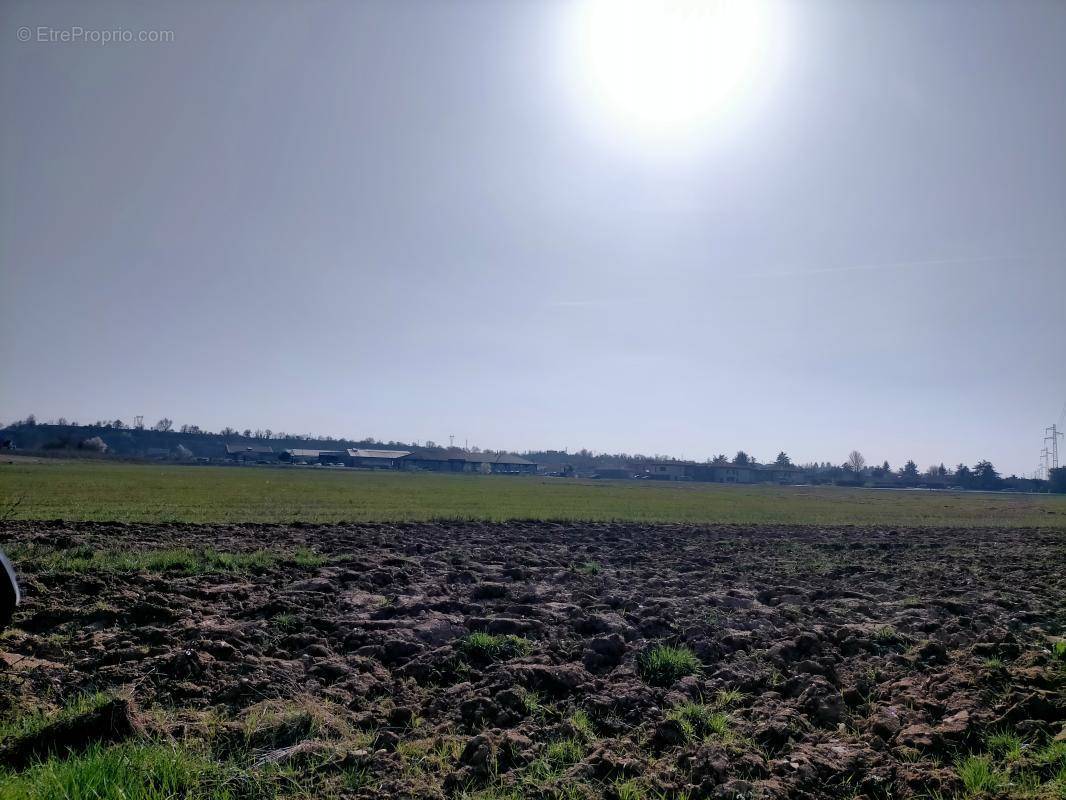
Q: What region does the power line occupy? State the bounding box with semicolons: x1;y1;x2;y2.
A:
1046;424;1063;472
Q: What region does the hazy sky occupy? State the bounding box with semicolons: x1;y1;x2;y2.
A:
2;0;1064;475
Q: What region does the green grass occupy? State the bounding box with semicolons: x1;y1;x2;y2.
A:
457;632;533;662
568;709;595;740
955;754;1008;796
713;689;744;709
523;738;586;784
8;546;279;575
0;741;233;800
544;738;584;767
985;729;1024;761
1051;640;1066;662
3;460;1066;526
0;693;113;747
637;645;702;687
572;561;601;576
665;702;730;742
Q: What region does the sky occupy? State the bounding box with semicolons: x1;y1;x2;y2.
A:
2;0;1064;476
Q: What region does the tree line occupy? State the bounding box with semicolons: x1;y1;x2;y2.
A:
3;417;1054;491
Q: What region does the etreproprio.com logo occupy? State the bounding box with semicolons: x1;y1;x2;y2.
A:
17;26;175;44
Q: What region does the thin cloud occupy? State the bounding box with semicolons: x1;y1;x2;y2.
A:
548;299;607;307
749;254;1018;279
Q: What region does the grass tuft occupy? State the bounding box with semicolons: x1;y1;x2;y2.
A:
637;645;702;687
568;709;595;741
984;728;1023;761
955;754;1007;797
665;702;730;742
458;632;532;662
544;738;584;767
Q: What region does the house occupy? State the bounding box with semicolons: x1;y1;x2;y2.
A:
476;453;537;474
400;451;536;474
225;444;275;463
642;461;690;481
638;460;761;483
281;448;346;465
346;448;411;469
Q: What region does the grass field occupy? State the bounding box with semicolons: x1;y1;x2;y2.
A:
2;458;1065;526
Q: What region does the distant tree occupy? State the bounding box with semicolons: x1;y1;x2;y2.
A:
712;454;728;465
154;418;173;432
424;440;437;449
1050;467;1066;493
881;460;891;473
112;419;126;430
973;460;1001;490
24;415;36;427
954;464;973;487
734;451;750;465
56;417;68;426
179;424;202;435
900;460;919;479
220;427;236;437
775;452;792;467
242;429;252;438
937;463;948;477
847;451;866;473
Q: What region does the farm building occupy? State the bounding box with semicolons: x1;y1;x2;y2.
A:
400;451;536;474
687;463;756;483
637;461;805;484
281;449;346;465
346;448;411;469
225;444;275;463
643;461;689;481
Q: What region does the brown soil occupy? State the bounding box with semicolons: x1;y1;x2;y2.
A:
1;521;1063;798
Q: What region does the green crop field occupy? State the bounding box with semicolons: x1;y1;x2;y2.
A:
2;457;1065;527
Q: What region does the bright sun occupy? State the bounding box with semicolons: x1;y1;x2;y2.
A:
569;0;782;149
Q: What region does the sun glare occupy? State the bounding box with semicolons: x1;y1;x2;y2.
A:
568;0;784;150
